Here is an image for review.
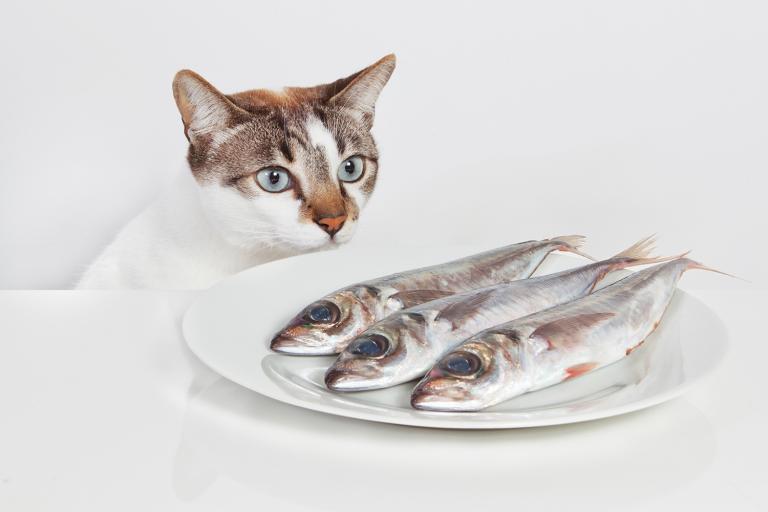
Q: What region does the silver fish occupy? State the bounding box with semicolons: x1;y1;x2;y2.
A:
411;256;720;412
271;236;589;355
325;237;671;391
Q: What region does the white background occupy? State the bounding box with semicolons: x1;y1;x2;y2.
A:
1;0;766;289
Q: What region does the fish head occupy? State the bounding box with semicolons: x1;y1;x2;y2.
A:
324;312;429;391
270;287;378;355
411;330;527;412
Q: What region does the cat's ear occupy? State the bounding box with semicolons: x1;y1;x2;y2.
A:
172;70;247;145
327;54;396;128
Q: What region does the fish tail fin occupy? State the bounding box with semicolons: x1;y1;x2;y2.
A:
550;235;596;261
610;234;689;268
685;259;745;281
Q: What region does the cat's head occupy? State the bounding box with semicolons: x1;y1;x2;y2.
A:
172;55;396;252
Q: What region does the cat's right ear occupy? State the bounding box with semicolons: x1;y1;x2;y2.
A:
172;70;246;145
326;54;396;129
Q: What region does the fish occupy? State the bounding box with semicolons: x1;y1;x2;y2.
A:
270;236;590;355
411;256;725;412
325;236;675;391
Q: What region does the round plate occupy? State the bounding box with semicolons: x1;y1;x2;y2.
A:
182;243;727;429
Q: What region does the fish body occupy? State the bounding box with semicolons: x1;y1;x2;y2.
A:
271;236;587;355
326;237;667;391
411;257;704;412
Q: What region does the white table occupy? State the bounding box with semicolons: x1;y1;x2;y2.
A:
1;288;765;511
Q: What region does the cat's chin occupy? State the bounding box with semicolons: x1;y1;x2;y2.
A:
257;234;341;255
219;228;345;255
295;236;348;252
286;223;357;252
281;234;357;257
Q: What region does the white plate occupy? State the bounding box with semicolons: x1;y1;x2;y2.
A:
182;243;728;429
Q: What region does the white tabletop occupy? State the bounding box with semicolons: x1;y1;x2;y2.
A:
1;288;765;511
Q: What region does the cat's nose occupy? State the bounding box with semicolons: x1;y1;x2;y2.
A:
316;214;347;237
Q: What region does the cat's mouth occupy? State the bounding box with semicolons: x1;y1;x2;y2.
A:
328;224;356;245
287;231;352;251
321;236;351;249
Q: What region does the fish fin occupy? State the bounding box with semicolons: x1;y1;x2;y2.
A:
435;288;497;329
549;235;596;261
565;362;599;380
390;289;455;308
358;285;382;298
685;259;745;281
529;312;615;350
609;234;689;268
401;311;427;326
482;327;521;343
612;234;657;259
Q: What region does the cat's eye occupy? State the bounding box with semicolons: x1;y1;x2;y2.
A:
338;156;364;183
255;167;292;193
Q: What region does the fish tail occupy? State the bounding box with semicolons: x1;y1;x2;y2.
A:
610;234;689;268
550;235;596;261
685;259;744;281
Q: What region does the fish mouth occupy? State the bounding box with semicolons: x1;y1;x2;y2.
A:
410;380;478;412
410;391;446;411
324;362;384;392
269;334;336;356
410;391;478;412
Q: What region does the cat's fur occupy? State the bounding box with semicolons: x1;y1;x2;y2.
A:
77;55;396;289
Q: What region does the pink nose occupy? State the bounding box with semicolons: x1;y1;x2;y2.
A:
316;214;347;236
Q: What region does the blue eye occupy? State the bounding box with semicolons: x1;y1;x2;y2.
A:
348;334;389;357
304;301;340;324
442;351;482;376
255;167;292;192
338;156;364;182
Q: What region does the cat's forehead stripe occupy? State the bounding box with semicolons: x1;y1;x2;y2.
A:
305;116;340;171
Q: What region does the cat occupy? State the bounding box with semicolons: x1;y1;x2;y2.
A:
76;54;396;289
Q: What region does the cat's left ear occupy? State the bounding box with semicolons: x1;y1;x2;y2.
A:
172;69;248;145
327;54;396;128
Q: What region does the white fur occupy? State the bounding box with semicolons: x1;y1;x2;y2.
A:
345;185;370;213
306;116;342;172
76;166;354;289
197;177;330;251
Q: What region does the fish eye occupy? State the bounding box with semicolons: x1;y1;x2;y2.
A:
304;301;340;324
348;333;389;357
441;351;482;377
338;156;364;183
255;167;292;192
